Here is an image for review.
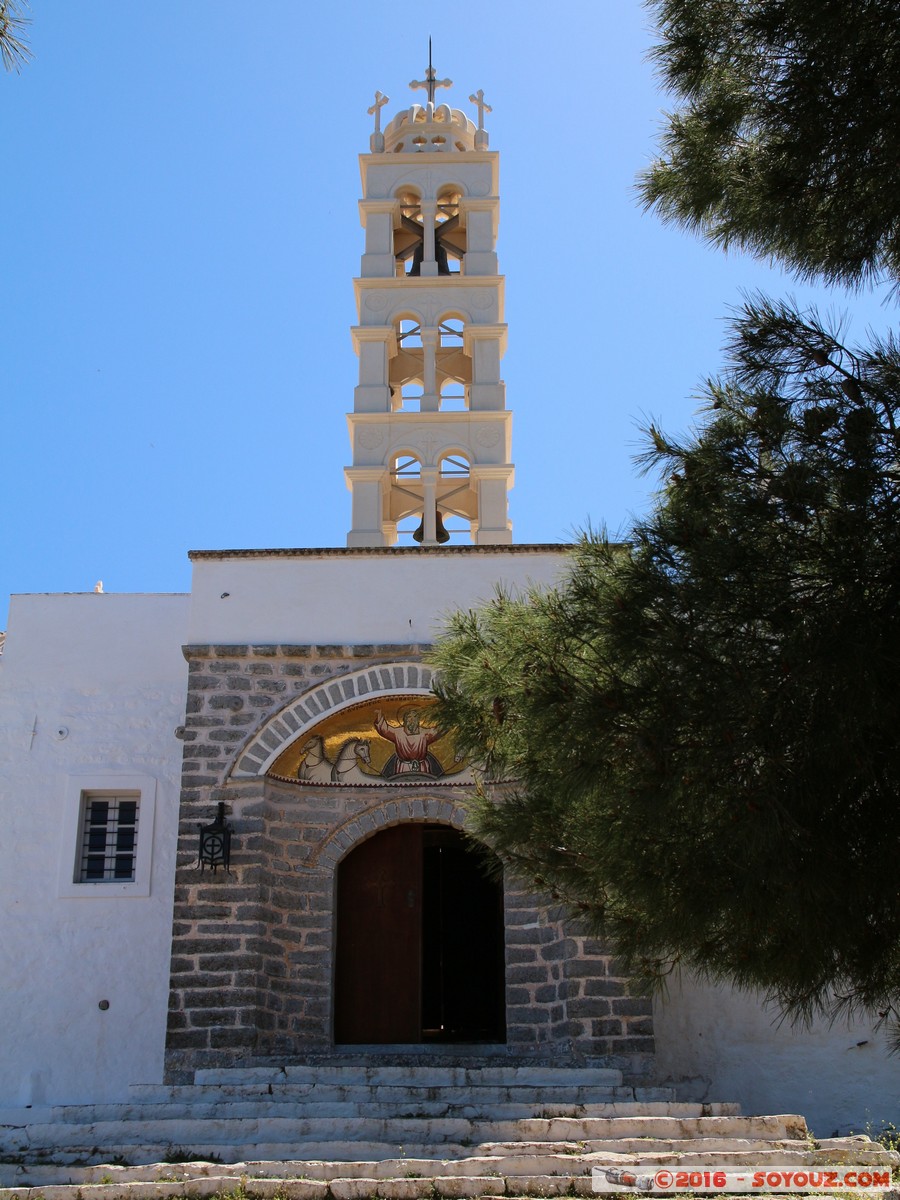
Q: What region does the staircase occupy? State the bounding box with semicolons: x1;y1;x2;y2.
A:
0;1062;894;1196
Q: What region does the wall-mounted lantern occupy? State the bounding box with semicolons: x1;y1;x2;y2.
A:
197;802;232;874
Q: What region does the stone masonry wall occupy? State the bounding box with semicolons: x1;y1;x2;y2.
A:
164;644;655;1082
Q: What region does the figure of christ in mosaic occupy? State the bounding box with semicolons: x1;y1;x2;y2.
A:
373;707;445;778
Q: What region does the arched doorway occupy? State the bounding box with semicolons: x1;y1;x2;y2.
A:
334;823;506;1044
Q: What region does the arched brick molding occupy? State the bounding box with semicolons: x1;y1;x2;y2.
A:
313;793;466;868
229;661;436;779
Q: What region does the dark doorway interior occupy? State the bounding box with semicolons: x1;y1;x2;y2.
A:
334;823;506;1045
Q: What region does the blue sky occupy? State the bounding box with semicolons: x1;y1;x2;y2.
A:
3;1;895;628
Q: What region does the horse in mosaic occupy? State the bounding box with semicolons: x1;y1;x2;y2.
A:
330;737;373;785
296;735;334;784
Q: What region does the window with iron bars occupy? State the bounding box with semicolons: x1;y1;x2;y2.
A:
78;793;140;883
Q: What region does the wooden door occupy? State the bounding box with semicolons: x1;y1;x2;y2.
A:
334;824;423;1043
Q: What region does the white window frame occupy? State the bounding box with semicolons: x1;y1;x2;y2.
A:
58;774;157;898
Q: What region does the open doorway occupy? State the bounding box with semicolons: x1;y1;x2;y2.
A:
334;823;506;1044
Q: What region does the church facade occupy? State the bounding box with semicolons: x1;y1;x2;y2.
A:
1;69;895;1138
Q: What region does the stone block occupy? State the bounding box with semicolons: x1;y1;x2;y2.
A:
433;1179;500;1198
590;1018;623;1037
507;965;554;985
164;1028;210;1048
610;997;653;1016
376;1181;436;1199
568;998;611;1019
188;1007;239;1028
506;947;538;965
581;978;626;998
209;1025;257;1047
507;1005;550;1023
172;935;244;956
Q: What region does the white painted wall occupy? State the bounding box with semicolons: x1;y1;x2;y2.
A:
0;593;189;1107
187;547;571;646
3;567;894;1135
654;976;899;1136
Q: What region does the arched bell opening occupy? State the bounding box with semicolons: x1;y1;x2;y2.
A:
391;186;465;277
386;450;476;546
390;317;427;412
436;316;471;410
333;822;506;1045
388;453;426;545
388;315;472;416
435;186;466;274
393;190;424;277
432;451;475;542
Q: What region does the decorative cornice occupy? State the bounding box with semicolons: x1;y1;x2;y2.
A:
189;543;570;561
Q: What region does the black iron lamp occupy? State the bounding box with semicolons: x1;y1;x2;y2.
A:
197;802;232;874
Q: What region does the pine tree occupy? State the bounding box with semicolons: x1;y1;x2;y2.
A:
432;297;900;1027
640;0;900;287
0;0;30;73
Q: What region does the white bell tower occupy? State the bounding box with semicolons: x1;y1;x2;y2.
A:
345;53;513;547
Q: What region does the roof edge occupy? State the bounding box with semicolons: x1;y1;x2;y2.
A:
189;544;573;561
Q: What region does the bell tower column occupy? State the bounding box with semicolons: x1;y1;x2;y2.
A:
345;53;514;547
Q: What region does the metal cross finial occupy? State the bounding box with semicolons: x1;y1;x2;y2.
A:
469;89;492;131
368;90;389;135
410;38;452;105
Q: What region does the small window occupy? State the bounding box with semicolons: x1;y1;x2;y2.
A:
58;773;157;898
78;793;140;882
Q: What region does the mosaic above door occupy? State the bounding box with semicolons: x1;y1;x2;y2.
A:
268;695;474;786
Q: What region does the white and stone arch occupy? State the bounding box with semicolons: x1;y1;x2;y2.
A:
229;661;436;779
313;794;467;869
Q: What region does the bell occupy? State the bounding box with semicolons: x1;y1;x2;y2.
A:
412;509;451;544
435;240;451;276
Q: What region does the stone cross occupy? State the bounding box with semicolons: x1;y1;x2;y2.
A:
367;90;389;135
410;40;451;105
469;89;492;131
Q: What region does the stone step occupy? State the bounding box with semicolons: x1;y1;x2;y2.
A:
0;1112;809;1158
0;1141;831;1184
124;1083;674;1107
2;1100;684;1125
8;1143;893;1184
0;1136;895;1194
191;1065;626;1088
0;1108;761;1149
0;1098;735;1127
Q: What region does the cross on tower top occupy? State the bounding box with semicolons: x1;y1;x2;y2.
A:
409;38;451;105
367;90;389;134
469;89;492;131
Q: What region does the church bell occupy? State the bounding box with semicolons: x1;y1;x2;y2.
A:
413;509;451;544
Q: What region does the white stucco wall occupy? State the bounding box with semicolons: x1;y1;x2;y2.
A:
3;560;894;1135
0;593;189;1107
654;975;899;1136
187;546;571;646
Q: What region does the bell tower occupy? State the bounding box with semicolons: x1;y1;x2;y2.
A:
345;53;513;547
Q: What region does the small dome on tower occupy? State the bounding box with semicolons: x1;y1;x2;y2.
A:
383;103;477;154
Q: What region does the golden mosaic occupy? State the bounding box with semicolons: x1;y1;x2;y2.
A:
268;696;473;786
